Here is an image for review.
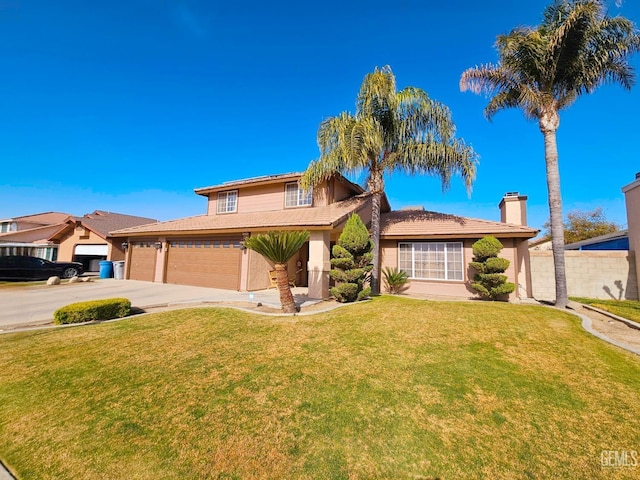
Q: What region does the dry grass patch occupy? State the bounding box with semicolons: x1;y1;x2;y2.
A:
1;297;639;479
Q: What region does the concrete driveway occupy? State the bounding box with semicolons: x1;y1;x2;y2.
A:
0;279;308;330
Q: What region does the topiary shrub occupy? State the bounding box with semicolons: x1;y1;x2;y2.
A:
382;267;409;294
53;298;131;325
329;214;373;303
469;236;515;301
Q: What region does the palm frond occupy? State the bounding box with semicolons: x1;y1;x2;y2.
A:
243;231;310;265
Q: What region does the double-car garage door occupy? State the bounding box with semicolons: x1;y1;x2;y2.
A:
129;237;242;289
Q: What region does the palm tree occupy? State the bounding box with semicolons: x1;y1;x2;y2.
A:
460;0;640;308
243;230;310;313
301;66;477;294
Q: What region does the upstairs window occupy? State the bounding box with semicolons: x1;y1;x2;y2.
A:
217;190;238;214
285;182;312;208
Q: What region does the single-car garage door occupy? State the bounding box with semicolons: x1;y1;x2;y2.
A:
129;241;157;282
166;237;242;289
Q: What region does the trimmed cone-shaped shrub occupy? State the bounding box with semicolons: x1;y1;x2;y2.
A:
469;236;515;301
329;214;373;303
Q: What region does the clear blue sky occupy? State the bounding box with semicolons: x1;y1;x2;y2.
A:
1;0;638;236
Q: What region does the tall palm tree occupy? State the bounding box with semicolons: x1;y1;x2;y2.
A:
301;66;477;294
243;230;309;313
461;0;640;309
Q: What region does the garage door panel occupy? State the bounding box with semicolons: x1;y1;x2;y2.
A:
166;238;241;289
129;241;156;282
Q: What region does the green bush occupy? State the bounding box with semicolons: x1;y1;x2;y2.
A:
331;283;359;303
471;236;504;262
382;267;409;294
469;236;515;301
330;214;373;303
54;298;131;325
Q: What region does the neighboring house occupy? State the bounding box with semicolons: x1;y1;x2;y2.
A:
49;211;157;272
0;212;72;260
564;230;629;251
528;236;552;251
529;230;628;252
112;173;538;301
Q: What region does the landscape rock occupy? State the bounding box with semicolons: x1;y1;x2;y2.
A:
47;276;61;286
68;276;80;283
81;277;93;283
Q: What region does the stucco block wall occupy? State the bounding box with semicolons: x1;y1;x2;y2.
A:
530;250;638;301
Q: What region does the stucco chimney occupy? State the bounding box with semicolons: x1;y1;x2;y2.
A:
499;192;528;226
622;174;640;299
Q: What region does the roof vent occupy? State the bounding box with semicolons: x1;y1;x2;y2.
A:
504;191;520;197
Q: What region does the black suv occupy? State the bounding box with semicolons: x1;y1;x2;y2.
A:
0;256;84;280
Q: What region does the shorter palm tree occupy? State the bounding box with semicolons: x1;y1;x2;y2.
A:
243;231;310;313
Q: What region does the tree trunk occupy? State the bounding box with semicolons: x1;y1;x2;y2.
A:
275;263;297;313
540;112;568;308
370;192;382;295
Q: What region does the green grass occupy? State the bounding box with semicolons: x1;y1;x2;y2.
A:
1;297;639;479
571;297;640;323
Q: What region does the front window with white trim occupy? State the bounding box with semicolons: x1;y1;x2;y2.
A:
285;182;312;208
217;190;238;214
398;242;464;281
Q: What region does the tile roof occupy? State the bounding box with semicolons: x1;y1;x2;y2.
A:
80;211;159;238
193;172;366;197
49;211;158;240
194;172;304;195
0;223;67;243
6;212;72;225
111;196;371;236
380;210;538;239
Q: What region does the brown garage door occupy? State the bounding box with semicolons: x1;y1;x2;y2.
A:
128;241;157;282
166;237;242;289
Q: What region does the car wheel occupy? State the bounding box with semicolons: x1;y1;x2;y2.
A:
62;267;79;279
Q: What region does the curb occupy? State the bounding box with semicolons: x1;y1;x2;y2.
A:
0;460;15;480
562;305;640;356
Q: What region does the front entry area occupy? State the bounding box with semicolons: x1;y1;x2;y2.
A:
166;237;243;290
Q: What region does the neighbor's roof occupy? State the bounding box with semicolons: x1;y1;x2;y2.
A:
50;211;158;240
0;223;66;243
380;210;538;239
1;211;72;225
564;229;628;250
111;195;371;237
193;172;365;197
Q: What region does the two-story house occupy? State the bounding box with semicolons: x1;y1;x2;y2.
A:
0;212;72;260
111;172;538;301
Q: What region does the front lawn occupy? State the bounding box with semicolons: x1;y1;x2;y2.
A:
1;297;639;479
572;297;640;323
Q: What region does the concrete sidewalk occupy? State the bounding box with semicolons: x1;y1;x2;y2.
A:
0;279;312;330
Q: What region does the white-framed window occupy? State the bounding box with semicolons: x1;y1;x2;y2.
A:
398;242;464;281
217;190;238;214
285;182;312;208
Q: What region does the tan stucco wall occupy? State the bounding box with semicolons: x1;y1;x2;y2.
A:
529;250;638;301
623;178;640;299
247;249;274;290
56;226;124;262
205;178;361;215
246;242;308;291
380;238;525;300
57;228;106;261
